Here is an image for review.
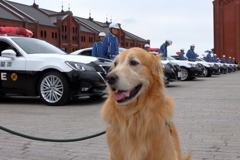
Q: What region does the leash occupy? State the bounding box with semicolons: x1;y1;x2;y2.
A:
0;125;105;142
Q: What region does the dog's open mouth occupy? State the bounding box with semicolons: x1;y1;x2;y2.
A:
113;84;142;103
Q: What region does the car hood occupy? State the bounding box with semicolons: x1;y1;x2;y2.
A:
26;54;99;64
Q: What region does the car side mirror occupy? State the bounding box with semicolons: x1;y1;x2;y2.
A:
1;49;17;60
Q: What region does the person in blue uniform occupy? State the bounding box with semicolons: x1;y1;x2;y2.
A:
144;44;150;52
186;44;196;61
158;39;172;60
205;50;212;62
178;48;185;60
228;57;231;64
102;23;120;59
232;57;235;64
221;55;226;63
213;54;218;62
92;32;106;57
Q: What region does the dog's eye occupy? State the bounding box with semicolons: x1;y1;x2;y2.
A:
114;62;117;67
130;60;138;66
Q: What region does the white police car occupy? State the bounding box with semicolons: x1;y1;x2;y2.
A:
0;27;108;106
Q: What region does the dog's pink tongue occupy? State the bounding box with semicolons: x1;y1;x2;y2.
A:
114;91;131;101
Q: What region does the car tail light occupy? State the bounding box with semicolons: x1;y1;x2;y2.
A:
0;27;33;37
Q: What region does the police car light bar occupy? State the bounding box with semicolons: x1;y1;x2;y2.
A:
0;27;33;37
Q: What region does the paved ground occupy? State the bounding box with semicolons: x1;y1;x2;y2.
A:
0;71;240;160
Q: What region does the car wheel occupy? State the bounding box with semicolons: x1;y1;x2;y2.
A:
203;67;208;77
181;67;190;81
39;71;70;106
206;68;212;77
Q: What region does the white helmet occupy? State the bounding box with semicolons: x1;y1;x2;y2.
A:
98;32;106;37
165;39;172;45
229;57;231;58
190;44;195;47
180;48;184;51
233;57;235;59
214;54;216;56
109;23;120;29
144;44;150;48
223;55;225;57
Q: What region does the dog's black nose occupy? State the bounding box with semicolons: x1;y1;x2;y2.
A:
106;73;118;85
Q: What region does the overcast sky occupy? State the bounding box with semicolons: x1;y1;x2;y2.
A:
13;0;214;56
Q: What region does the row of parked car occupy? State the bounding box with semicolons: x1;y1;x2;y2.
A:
70;48;240;86
1;32;239;106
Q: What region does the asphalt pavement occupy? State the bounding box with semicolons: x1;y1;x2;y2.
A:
0;71;240;160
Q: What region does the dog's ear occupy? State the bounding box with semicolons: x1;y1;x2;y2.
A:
151;54;163;76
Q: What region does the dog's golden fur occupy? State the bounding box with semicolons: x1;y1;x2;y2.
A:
101;48;192;160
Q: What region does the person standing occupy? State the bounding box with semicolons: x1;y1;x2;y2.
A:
232;57;235;64
205;50;212;62
144;44;150;52
92;32;106;57
228;57;231;64
178;49;185;60
102;23;120;59
186;44;196;61
158;39;172;59
221;55;226;63
213;54;218;62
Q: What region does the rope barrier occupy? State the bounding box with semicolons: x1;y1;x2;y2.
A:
0;125;105;142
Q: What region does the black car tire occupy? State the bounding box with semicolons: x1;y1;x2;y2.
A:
203;67;208;77
206;68;212;77
38;71;70;106
181;67;190;81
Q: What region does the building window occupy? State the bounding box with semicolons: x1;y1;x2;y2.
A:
52;32;54;39
126;42;128;47
44;31;46;38
55;33;57;38
81;36;86;42
88;37;93;43
40;31;43;37
65;26;67;32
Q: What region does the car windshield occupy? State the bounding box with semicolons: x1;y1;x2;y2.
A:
119;48;127;53
197;58;206;62
11;38;66;54
167;56;176;60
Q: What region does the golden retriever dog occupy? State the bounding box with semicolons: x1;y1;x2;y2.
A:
101;48;192;160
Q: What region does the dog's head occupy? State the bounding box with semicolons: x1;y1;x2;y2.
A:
106;47;164;105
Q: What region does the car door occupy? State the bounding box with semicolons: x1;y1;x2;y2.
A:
0;40;26;94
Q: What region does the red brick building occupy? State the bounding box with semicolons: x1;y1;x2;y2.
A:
213;0;240;63
0;0;150;53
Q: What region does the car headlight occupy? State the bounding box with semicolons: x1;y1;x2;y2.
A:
188;63;195;67
65;61;96;71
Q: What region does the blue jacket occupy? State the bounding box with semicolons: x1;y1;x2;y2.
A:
213;57;218;62
178;52;185;60
205;53;211;62
228;59;231;64
186;49;196;61
158;43;167;59
232;60;235;64
92;41;103;57
102;33;119;59
221;58;226;63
